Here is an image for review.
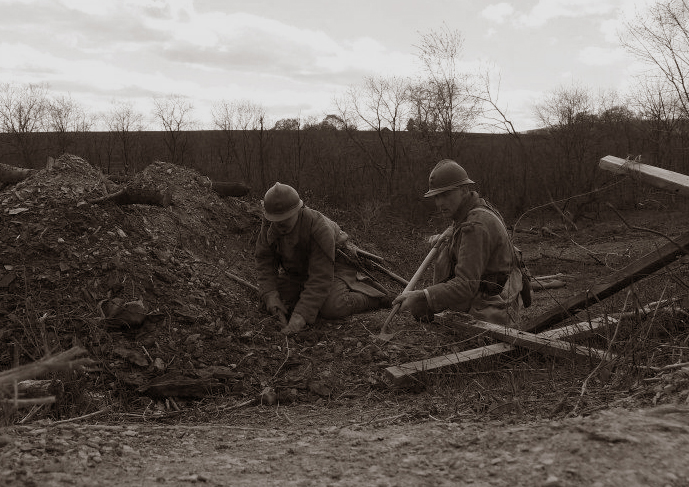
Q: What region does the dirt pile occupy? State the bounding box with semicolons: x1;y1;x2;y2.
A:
0;155;274;415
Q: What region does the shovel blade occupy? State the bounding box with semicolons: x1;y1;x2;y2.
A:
376;332;395;342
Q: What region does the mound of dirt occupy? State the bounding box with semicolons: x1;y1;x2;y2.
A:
0;155;271;414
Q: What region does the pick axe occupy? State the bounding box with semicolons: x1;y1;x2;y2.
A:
377;225;454;341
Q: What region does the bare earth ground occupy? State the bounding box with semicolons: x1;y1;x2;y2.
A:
1;156;689;486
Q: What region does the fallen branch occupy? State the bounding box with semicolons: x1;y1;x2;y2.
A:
224;271;259;293
209;181;250;198
0;397;56;408
0;162;37;184
48;406;112;425
87;187;173;207
0;346;91;387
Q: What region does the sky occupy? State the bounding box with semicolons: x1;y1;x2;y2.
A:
0;0;657;132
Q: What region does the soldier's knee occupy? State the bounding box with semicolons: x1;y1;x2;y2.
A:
320;293;353;320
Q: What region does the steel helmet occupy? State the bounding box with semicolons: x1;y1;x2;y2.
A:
263;182;304;221
423;159;475;198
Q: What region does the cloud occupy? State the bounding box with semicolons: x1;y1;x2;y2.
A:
515;0;618;27
482;3;515;24
578;45;627;66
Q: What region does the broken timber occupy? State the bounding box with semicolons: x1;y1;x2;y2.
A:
455;320;614;362
384;315;617;385
385;298;679;385
87;187;173;207
599;155;689;197
524;231;689;334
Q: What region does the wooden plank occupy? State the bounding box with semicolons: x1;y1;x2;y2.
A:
385;297;678;385
457;320;615;362
384;316;616;385
524;231;689;334
599;155;689;197
385;343;514;384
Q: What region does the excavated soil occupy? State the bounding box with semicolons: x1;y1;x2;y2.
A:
1;155;689;487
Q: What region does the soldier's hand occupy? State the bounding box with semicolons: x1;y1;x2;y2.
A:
281;312;306;335
393;290;434;322
264;291;288;324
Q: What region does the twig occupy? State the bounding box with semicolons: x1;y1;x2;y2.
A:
19;404;44;423
571;290;629;415
645;361;689;372
272;336;290;380
606;203;687;255
0;396;55;407
569;239;606;266
224;271;259;292
48;406;112;425
540;251;600;265
188;261;259;293
548;192;578;232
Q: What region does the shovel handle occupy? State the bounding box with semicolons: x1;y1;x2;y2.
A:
380;225;454;333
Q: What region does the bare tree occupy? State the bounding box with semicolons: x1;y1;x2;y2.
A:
104;101;145;174
151;94;195;165
336;75;411;198
621;0;689;117
470;67;535;214
534;84;614;219
211;100;264;186
0;82;49;166
629;77;682;166
414;25;481;155
272;116;307;185
47;94;94;155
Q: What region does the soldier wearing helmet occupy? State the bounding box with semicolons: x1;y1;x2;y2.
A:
255;182;391;334
393;160;529;326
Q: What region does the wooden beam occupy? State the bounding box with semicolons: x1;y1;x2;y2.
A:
210;181;250;198
599;155;689;197
384;316;617;385
0;346;91;388
524;231;689;334
457;319;615;361
385;297;679;385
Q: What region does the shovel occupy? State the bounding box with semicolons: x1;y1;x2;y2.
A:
377;225;454;341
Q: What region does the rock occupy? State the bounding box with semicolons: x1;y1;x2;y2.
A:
260;387;277;406
542;475;561;487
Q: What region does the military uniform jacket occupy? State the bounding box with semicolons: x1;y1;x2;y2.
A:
426;192;523;325
255;206;366;324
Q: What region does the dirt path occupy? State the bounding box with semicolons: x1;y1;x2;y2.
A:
2;404;689;487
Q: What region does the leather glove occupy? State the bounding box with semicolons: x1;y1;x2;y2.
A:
281;312;306;335
393;290;434;322
263;291;288;325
